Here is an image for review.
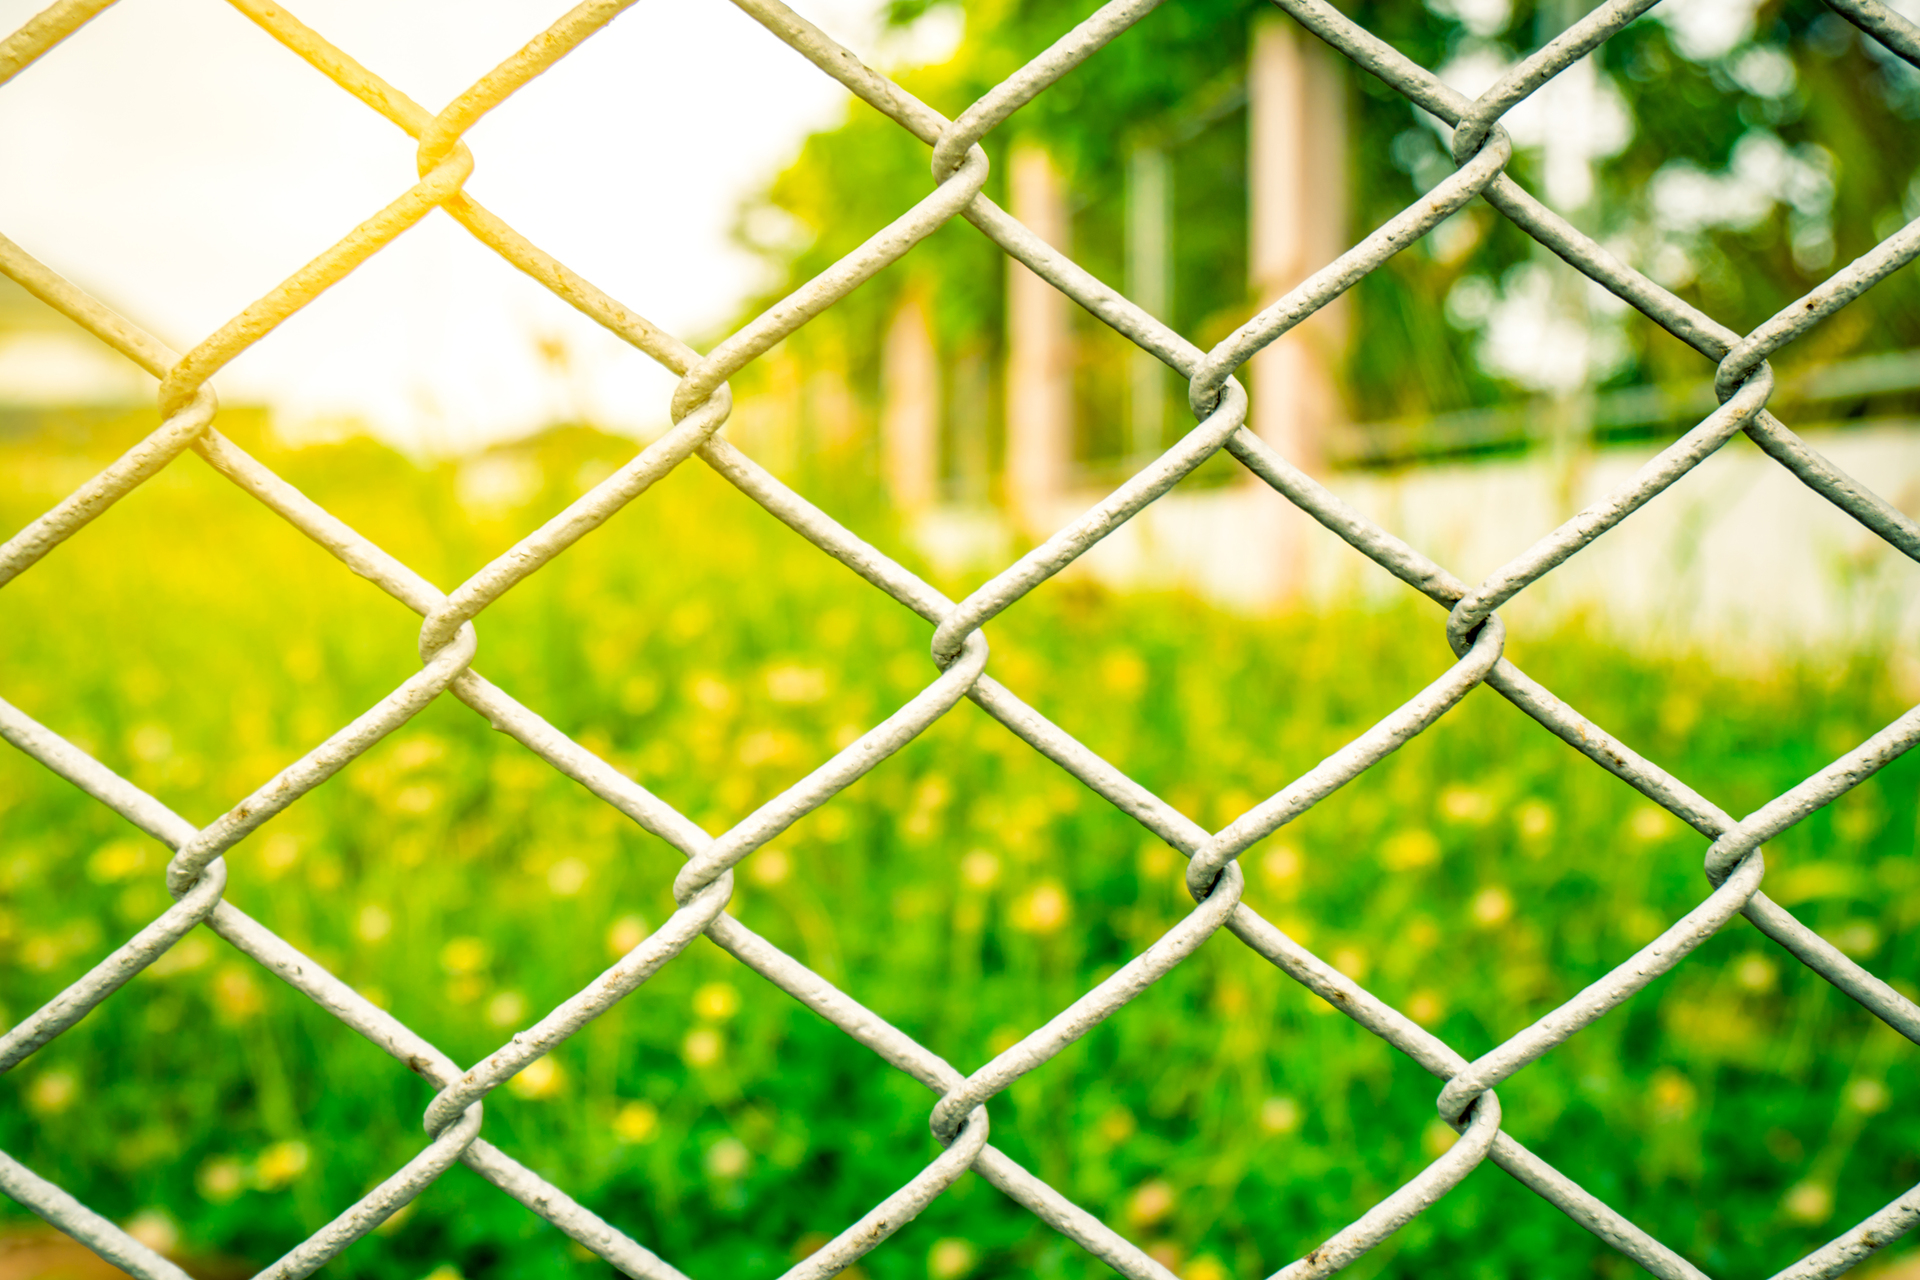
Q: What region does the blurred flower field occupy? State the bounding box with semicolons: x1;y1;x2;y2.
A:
3;420;1920;1280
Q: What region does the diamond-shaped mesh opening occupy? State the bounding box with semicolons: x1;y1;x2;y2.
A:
0;0;413;342
1;942;457;1272
0;445;428;812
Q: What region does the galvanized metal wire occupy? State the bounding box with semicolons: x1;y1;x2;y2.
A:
4;0;1920;1276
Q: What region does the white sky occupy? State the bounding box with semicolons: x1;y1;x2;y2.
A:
0;0;955;453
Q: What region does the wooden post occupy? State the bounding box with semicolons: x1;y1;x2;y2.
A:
1248;13;1348;477
1005;140;1074;533
881;288;940;511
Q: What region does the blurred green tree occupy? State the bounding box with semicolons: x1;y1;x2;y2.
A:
729;0;1920;476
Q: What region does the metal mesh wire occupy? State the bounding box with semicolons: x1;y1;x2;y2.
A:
5;0;1920;1276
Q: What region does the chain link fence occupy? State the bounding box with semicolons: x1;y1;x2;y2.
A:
4;0;1920;1276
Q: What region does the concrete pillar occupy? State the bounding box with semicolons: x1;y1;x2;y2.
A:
1005;140;1074;532
1127;142;1171;466
881;288;940;511
1248;13;1348;477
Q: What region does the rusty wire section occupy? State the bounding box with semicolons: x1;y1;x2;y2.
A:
4;0;1920;1275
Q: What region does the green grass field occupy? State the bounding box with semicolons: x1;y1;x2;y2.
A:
3;418;1919;1280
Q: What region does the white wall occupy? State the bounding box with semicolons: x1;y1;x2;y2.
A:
922;425;1920;662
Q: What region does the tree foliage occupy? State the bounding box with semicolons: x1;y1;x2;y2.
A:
732;0;1920;475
